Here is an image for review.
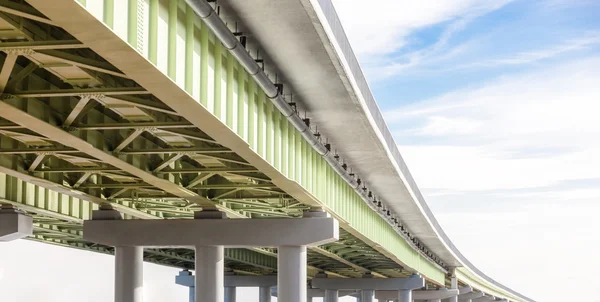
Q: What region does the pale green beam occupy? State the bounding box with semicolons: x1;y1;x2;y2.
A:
257;91;264;157
237;62;245;138
104;0;114;28
148;0;158;64
185;4;194;93
274;110;280;170
226;54;234;128
200;22;209;107
281;119;288;177
265;100;273;164
214;42;223;120
128;0;138;49
168;0;178;79
247;80;256;149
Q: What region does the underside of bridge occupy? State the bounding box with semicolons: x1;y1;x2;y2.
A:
0;0;431;283
0;0;534;301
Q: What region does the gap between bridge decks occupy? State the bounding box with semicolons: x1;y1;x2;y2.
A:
24;0;445;285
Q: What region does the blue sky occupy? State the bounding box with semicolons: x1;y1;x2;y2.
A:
2;1;600;302
332;0;600;301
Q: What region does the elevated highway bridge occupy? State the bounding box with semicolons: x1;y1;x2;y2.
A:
0;0;534;301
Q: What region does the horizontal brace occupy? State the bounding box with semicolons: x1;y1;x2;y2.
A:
71;122;195;130
36;49;129;79
0;40;86;50
192;184;278;189
0;148;78;154
80;183;154;189
9;87;150;98
117;147;233;155
157;168;260;174
36;167;121;173
157;128;216;144
103;96;179;116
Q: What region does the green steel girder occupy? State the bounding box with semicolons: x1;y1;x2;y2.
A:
0;0;450;286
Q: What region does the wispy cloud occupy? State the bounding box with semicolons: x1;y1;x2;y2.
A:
331;0;512;57
456;32;600;69
387;57;600;191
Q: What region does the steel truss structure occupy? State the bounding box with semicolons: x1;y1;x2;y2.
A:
0;0;425;283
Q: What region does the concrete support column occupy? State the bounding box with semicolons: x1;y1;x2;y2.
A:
360;289;374;302
398;289;411;302
187;287;195;302
224;286;236;302
195;245;224;302
447;276;458;302
259;286;271;302
114;246;143;302
325;289;339;302
278;246;307;302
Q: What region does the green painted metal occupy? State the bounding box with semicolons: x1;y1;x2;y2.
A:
214;41;223;120
0;0;417;283
127;0;138;49
148;0;157;63
226;53;234;128
1;0;463;286
200;21;209;107
167;0;177;79
184;4;194;93
103;0;114;28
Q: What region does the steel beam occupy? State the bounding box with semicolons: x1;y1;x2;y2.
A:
0;0;56;26
117;147;233;155
27;154;46;172
63;96;93;128
102;96;179;115
73;121;194;130
4;62;37;91
36;49;129;78
0;40;85;50
9;87;150;98
0;166;158;219
0;53;17;93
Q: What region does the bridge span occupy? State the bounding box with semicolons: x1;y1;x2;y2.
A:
0;0;534;301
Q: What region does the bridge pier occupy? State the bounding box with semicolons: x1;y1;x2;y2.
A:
259;286;272;302
0;205;32;242
325;289;339;302
377;288;459;302
196;245;225;302
84;208;338;302
115;246;144;302
177;271;278;302
278;245;307;302
312;273;425;302
458;290;484;302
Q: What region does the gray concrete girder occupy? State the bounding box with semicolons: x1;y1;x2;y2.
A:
311;274;425;291
0;207;33;241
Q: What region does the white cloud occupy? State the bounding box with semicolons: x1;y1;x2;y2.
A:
436;203;600;302
459;32;600;69
382;56;600;301
331;0;511;57
386;57;600;191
